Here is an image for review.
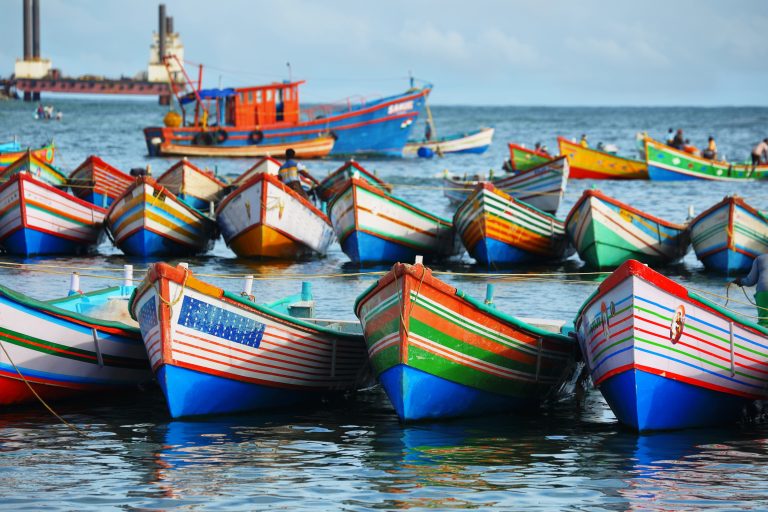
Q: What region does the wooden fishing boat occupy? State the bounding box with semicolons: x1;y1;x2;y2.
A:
316;160;392;202
645;137;768;180
575;259;768;431
0;172;106;255
216;172;334;259
0;149;67;187
354;262;575;421
565;189;689;269
157;134;336;159
129;262;369;418
506;142;553;172
443;155;569;214
231;156;282;187
0;139;21;153
689;195;768;273
105;176;217;257
144;65;431;157
0;282;150;406
558;137;648;179
454;183;569;266
156;158;227;211
402;127;494;156
68;155;133;208
328;177;460;264
0;142;55;171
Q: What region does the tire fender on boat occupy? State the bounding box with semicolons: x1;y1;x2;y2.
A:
193;132;214;146
215;129;228;144
249;130;264;144
329;130;339;141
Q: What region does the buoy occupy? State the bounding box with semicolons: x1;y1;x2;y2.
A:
163;111;182;128
417;146;434;158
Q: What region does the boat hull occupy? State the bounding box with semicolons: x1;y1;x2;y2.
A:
558;137;647;179
0;173;105;256
0;285;149;406
105;178;216;257
575;260;768;431
454;184;568;266
329;178;459;264
565;190;689;269
0;143;55;171
157;135;335;159
216;173;334;259
130;263;368;418
68;156;133;208
645;138;768;181
354;263;574;421
145;88;430;157
507;143;552;172
689;195;768;273
403;127;494;156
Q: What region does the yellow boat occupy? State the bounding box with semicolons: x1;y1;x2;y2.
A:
558;136;648;179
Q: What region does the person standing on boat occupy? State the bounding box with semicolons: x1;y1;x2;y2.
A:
671;129;686;150
278;148;309;200
733;253;768;326
752;139;768;169
580;134;588;148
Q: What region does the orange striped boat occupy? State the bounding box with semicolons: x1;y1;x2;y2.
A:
68;155;133;208
156;158;227;211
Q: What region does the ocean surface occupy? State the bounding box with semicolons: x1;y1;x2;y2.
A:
1;97;768;510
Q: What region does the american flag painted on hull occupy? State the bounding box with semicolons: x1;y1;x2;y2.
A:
0;172;105;249
576;260;768;400
130;263;369;391
105;176;216;254
444;156;568;214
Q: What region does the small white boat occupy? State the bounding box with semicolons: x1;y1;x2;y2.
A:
403;127;494;157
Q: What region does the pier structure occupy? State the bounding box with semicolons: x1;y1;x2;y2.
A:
4;2;185;103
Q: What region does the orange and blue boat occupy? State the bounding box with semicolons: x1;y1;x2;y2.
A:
558;136;648;179
355;262;575;421
105;176;217;256
454;183;569;266
130;262;368;418
68;155;134;208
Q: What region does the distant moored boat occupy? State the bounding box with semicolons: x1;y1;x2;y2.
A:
645;137;768;180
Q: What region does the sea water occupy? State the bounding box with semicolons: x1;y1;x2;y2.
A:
0;98;768;510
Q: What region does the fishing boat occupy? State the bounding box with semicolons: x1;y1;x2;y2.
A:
216;172;334;259
105;175;217;257
129;262;369;418
454;183;569;266
68;155;133;208
230;156;282;187
443;155;569;214
0;139;21;153
0;149;67;187
402;127;494;157
558;137;648;179
328;177;460;264
575;259;768;431
0;172;106;255
316;160;392;202
506;142;553;172
156;158;227;211
156;133;336;159
144;60;430;157
354;262;575;421
0;280;150;406
565;189;689;269
645;137;768;180
689;195;768;273
0;141;55;171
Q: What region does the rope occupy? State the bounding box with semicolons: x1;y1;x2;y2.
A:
155;267;190;318
0;339;87;436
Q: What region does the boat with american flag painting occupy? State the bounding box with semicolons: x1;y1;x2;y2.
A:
129;262;369;418
68;155;133;208
354;262;576;421
454;183;569;266
575;259;768;431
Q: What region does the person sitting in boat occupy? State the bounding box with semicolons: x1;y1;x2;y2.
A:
36;103;44;119
702;136;717;160
534;142;549;155
580;134;588;148
278;148;309;200
733;253;768;326
671;129;685;150
666;128;675;146
596;141;605;151
752;139;768;169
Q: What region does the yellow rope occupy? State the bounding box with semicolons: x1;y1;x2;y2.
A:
0;339;88;436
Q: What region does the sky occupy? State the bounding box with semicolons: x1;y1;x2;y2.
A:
1;0;766;106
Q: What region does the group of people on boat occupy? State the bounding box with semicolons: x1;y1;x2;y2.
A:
35;103;62;121
664;128;717;159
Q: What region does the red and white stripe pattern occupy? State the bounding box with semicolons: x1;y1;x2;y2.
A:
68;156;133;205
